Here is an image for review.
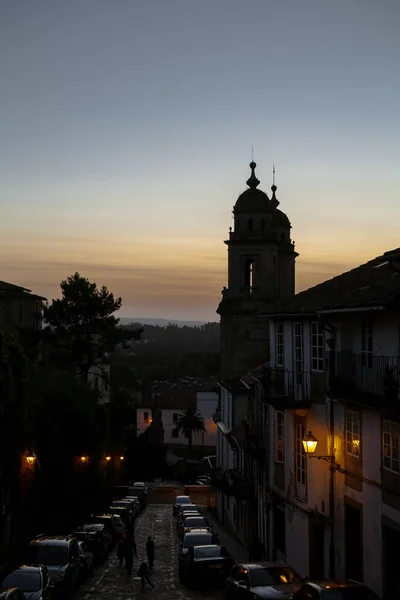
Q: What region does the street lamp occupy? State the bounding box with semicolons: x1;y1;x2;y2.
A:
302;431;338;465
25;451;37;466
80;455;89;463
105;456;112;462
119;456;125;461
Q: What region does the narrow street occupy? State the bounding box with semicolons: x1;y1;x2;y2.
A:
75;505;223;600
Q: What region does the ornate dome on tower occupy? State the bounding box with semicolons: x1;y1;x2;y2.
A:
233;161;291;227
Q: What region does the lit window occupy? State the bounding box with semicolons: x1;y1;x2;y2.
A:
383;420;399;473
275;410;284;463
276;323;284;367
346;410;361;458
311;322;324;371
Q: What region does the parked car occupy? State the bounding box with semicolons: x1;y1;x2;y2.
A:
82;523;112;551
291;581;381;600
73;527;108;563
180;545;234;587
110;500;134;518
133;482;148;495
107;506;130;526
177;511;202;531
0;589;25;600
179;530;215;574
177;504;199;520
225;563;304;600
173;496;192;516
23;535;81;594
178;516;209;538
124;497;141;514
77;541;94;579
1;566;50;600
88;515;117;544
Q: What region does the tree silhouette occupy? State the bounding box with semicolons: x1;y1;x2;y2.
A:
43;273;122;379
176;408;206;450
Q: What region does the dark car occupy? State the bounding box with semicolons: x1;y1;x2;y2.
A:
107;506;129;526
110;500;134;517
0;589;25;600
177;511;202;531
77;541;94;579
1;566;50;600
23;536;80;594
225;562;304;600
82;523;112;551
291;580;381;600
173;496;192;516
73;527;108;563
181;545;234;587
88;515;116;544
179;516;209;538
179;530;214;574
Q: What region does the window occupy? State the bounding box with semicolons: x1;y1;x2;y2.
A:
172;428;179;438
311;322;324;371
361;321;373;368
346;410;361;457
173;412;178;424
295;423;306;498
275;411;284;463
144;412;149;424
276;323;284;367
383;420;400;473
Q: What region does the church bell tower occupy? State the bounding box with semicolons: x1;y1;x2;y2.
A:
217;161;298;379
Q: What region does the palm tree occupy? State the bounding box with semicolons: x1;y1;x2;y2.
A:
176;408;206;450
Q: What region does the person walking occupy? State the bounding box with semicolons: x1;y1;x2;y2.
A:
137;562;155;589
124;537;137;576
117;532;126;566
146;536;155;570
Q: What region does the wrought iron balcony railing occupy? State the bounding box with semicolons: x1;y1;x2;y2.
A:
329;351;400;406
262;367;312;406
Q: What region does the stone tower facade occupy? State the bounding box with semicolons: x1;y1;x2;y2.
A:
217;162;298;379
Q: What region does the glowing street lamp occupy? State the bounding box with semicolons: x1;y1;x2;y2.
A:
302;431;318;455
105;455;112;462
25;451;37;466
119;456;125;461
80;455;89;463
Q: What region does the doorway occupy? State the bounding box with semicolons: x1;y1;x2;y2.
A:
309;519;325;579
345;502;363;581
383;525;400;599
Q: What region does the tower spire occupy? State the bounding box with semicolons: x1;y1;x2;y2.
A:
271;163;279;208
246;161;260;189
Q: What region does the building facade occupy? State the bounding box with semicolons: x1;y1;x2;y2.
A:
254;248;400;599
137;380;219;449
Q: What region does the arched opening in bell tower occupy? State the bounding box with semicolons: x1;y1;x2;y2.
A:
244;257;255;292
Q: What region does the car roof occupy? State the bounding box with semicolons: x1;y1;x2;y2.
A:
184;530;212;536
30;536;73;545
9;566;43;573
193;544;221;550
92;514;112;519
184;515;206;519
308;581;368;589
175;495;190;500
133;482;145;485
237;561;292;570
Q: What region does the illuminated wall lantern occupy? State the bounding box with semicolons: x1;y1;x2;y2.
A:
119;455;125;461
302;431;318;455
105;456;112;462
80;455;89;463
25;451;37;466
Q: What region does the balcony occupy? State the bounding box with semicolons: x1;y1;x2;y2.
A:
262;368;315;409
329;352;400;411
228;230;276;242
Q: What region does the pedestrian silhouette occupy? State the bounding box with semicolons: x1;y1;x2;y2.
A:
146;536;155;570
137;562;154;589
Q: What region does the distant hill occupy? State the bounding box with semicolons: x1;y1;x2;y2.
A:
118;317;211;327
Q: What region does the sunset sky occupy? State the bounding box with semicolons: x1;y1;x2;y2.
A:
1;1;399;321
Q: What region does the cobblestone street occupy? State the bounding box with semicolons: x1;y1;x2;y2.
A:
75;505;223;600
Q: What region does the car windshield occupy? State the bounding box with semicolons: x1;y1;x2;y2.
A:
25;545;69;566
183;534;212;548
176;497;191;504
184;518;206;527
2;571;41;592
250;567;303;587
181;505;197;513
194;547;223;558
321;589;380;600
